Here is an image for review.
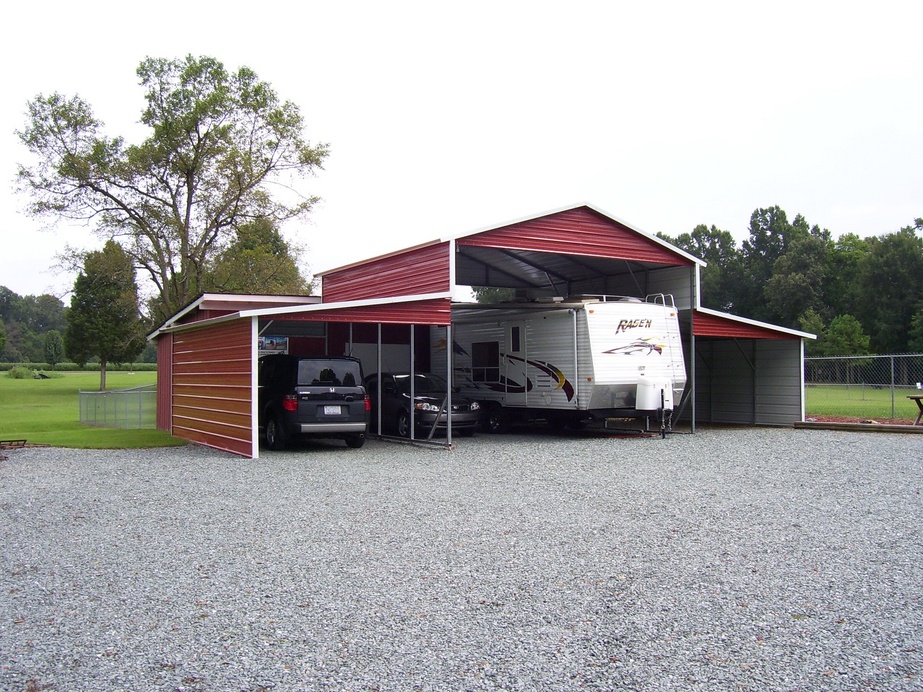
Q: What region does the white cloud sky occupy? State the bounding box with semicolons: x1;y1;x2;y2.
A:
2;0;921;300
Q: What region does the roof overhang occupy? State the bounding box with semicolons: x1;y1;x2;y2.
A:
149;293;321;338
151;292;456;338
691;306;816;340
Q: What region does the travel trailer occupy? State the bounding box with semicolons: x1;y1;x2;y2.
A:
433;295;687;435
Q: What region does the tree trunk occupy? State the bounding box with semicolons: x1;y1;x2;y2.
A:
99;357;107;392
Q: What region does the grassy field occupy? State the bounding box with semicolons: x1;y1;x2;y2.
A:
0;371;187;449
806;384;921;421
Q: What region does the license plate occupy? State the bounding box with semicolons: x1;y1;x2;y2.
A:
323;405;342;416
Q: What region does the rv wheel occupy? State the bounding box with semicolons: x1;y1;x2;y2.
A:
486;405;508;434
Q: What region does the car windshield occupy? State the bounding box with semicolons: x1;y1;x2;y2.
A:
393;373;447;395
298;361;362;387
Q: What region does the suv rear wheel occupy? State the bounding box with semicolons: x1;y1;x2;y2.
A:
265;413;288;450
345;433;366;449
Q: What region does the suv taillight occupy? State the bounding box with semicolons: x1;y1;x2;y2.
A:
364;396;371;412
282;394;298;412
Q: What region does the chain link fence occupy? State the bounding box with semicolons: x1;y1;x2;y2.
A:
78;384;157;429
804;354;923;421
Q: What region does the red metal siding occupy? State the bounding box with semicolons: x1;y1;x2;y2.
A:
459;207;692;266
171;319;253;456
322;242;451;302
693;311;800;340
269;298;453;326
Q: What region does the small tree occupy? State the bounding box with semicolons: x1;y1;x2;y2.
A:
65;240;146;390
43;330;65;370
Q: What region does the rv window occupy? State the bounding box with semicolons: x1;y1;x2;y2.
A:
472;341;500;382
510;326;521;353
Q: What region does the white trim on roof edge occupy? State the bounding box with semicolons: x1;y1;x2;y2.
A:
238;291;454;319
149;293;319;337
149;292;454;339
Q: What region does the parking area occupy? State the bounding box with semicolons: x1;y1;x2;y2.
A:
2;428;921;690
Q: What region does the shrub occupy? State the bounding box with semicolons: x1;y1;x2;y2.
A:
6;366;33;379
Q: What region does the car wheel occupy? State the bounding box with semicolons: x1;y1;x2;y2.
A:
345;433;366;449
265;414;288;450
397;410;412;438
486;405;507;434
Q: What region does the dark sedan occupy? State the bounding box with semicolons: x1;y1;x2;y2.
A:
365;372;480;438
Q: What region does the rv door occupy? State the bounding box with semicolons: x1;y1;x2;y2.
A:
505;322;528;406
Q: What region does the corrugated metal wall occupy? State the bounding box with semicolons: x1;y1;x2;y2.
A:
170;318;254;457
694;338;804;426
322;243;452;303
270;298;453;326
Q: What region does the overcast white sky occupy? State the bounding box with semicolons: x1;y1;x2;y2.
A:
2;0;921;300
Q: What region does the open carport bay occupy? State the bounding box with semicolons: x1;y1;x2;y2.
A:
2;428;921;690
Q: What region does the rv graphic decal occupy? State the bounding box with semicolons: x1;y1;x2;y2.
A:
604;337;666;356
506;354;576;401
442;339;576;401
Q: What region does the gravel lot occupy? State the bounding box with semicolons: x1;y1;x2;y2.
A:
1;427;921;691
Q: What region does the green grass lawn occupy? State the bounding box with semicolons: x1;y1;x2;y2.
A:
806;384;921;421
0;371;187;449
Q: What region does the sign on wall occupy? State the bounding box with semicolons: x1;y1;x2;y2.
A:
258;336;289;355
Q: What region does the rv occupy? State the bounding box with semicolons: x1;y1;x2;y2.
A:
433;295;687;434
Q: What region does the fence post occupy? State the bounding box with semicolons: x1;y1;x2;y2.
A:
891;355;896;419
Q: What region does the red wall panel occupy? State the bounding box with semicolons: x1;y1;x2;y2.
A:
171;318;254;456
321;242;451;302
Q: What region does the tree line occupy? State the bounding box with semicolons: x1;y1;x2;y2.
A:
658;207;923;356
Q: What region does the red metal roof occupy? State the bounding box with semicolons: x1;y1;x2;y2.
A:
692;308;812;340
457;206;695;266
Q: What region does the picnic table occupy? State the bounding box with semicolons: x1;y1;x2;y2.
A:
909;394;923;426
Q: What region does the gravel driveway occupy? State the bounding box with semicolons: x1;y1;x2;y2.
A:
2;427;921;691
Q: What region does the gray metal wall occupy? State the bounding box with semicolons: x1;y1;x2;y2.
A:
693;338;805;426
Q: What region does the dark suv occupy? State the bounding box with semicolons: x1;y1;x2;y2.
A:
258;355;370;450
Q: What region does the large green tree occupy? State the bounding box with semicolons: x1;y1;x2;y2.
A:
763;230;831;328
823;233;870;320
203;217;310;295
855;222;923;352
659;224;741;312
17;55;328;324
736;207;804;321
65;241;146;390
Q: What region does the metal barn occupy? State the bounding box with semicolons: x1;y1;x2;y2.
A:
151;204;813;457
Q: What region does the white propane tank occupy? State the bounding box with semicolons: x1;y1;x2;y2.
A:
636;379;674;411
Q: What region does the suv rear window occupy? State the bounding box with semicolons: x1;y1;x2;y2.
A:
297;360;363;387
